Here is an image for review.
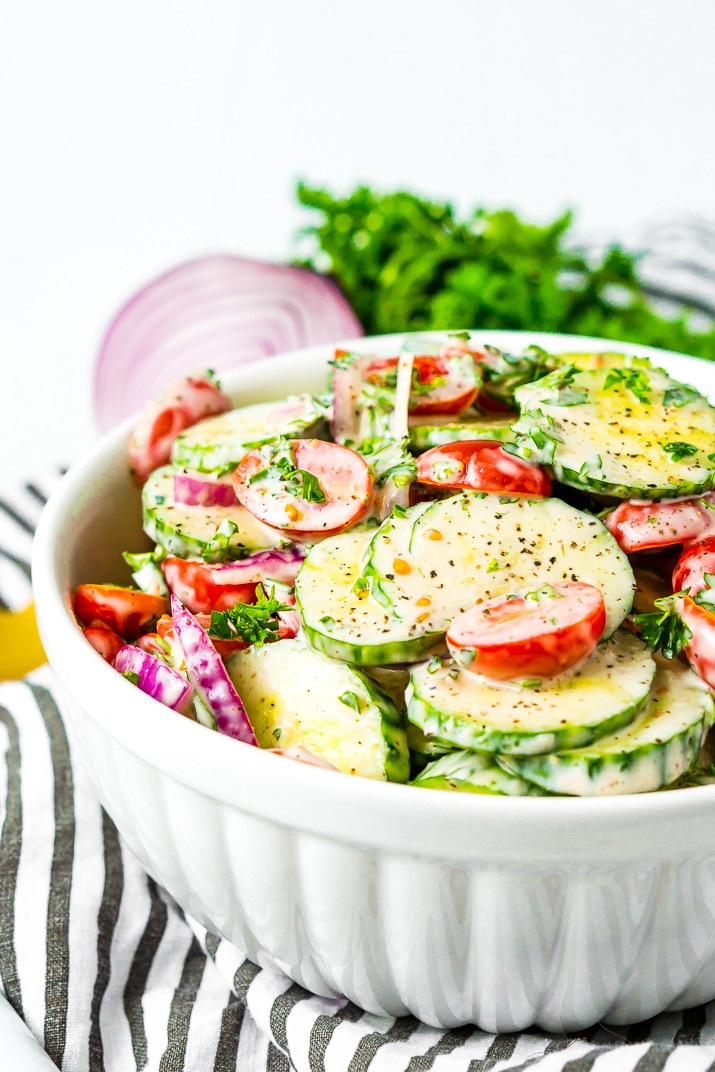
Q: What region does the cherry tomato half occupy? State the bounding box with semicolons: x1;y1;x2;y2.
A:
233;439;373;535
74;584;167;639
82;623;125;663
128;374;232;484
605;497;715;554
678;595;715;691
416;440;551;497
162;558;260;614
673;535;715;598
446;582;606;682
365;354;478;416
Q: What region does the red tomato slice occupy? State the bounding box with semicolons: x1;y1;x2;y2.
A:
678;595;715;690
605;497;715;554
82;623;125;663
364;354;478;416
416;440;551;497
128;374;232;484
162;558;260;614
446;582;606;681
673;535;715;597
74;584;167;639
233;439;373;535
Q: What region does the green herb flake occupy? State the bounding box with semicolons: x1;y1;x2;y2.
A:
122;670;141;686
486;558;508;573
603;367;652;404
663;441;699;462
338;690;361;712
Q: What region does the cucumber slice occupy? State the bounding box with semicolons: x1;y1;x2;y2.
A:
408;413;514;451
361;492;634;640
413;749;549;795
510;364;715;499
553;351;629;371
295;527;445;665
225;638;409;781
406;632;656;755
171;394;325;472
499;658;715;795
142;465;284;559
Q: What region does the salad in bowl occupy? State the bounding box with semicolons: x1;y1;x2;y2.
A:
69;330;715;798
33;331;715;1031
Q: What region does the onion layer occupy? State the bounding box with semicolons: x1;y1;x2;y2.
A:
95;256;362;431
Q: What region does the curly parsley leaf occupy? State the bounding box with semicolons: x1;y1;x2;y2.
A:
632;595;692;659
208;584;290;646
294;183;715;362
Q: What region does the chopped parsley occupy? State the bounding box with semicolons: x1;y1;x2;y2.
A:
663;441;699;462
208;584;290;646
632;595;692;659
202;518;238;563
693;573;715;610
486;558;508;573
338;691;361;712
603;367;652;404
121;670;141;686
248;441;327;503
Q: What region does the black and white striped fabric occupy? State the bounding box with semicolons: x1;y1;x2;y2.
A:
5;218;715;1071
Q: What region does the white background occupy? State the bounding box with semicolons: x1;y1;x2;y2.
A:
2;0;714;488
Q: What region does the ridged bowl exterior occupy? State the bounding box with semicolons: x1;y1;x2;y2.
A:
34;332;715;1032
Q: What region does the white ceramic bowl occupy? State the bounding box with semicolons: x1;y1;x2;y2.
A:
33;331;715;1032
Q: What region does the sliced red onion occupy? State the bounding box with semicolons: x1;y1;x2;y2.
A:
175;547;305;588
95;256;362;432
171;594;257;745
269;746;338;770
114;644;194;714
390;351;414;442
331;350;373;443
174;471;238;508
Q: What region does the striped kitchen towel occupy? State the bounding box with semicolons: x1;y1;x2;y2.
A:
6;217;715;1071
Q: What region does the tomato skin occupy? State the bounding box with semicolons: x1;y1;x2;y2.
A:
74;584;167;639
605;497;715;554
364;354;478;415
416;440;551;498
678;596;715;690
673;535;715;597
233;439;373;536
446;582;606;682
82;623;125;663
128;374;232;484
162;558;260;614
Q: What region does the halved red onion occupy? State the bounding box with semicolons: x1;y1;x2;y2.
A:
173;471;238;508
171;594;257;745
95;256;362;432
114;644;194;713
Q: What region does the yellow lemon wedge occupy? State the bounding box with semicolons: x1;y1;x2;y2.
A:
0;603;47;681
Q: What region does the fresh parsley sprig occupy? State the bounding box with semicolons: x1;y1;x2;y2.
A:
632;595;692;660
295;183;715;361
208;584;290;646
